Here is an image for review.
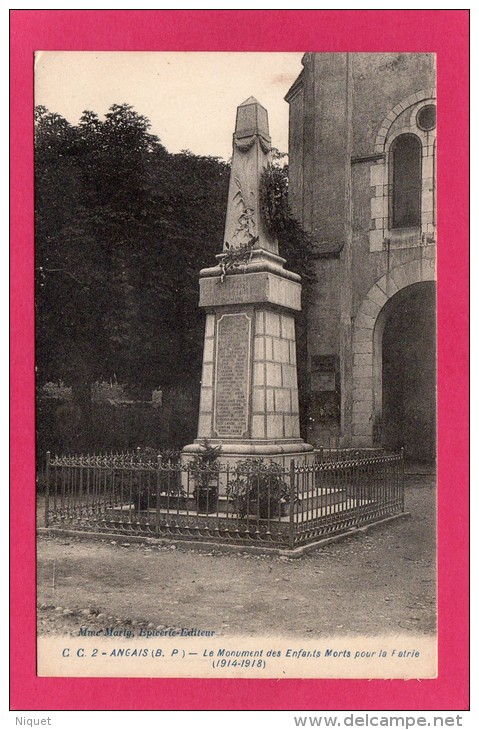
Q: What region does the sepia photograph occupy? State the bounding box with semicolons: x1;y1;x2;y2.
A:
33;50;438;680
8;5;471;715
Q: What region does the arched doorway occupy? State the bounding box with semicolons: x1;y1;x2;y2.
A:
351;258;436;447
379;281;436;463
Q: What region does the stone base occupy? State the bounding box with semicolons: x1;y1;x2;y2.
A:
184;438;313;455
182;439;315;496
199;250;302;312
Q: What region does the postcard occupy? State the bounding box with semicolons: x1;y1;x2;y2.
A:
10;10;469;711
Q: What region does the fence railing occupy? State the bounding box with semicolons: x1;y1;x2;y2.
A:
314;447;387;463
44;449;405;549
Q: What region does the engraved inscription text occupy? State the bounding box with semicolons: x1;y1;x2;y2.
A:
214;314;251;437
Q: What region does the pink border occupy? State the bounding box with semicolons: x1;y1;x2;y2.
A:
10;10;469;710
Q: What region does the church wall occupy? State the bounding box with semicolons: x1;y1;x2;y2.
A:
351;154;436;316
286;53;437;450
306;258;341;445
349;52;436;316
287;80;304;222
288;53;352;246
351;54;436;157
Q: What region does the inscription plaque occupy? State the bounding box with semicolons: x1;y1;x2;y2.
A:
214;313;251;437
311;372;336;392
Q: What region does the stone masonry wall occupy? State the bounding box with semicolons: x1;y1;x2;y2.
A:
286;53;437;449
251;310;300;440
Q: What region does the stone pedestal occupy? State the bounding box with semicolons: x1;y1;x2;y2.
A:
183;97;313;475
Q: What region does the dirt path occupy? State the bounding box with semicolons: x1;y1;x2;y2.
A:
37;476;436;638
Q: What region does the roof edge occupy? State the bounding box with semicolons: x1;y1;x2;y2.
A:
284;67;305;103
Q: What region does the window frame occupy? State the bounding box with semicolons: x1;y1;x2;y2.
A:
388;132;423;231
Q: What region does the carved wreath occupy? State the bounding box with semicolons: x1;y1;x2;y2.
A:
220;236;258;282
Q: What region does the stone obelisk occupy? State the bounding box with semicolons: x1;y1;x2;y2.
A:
183;97;313;467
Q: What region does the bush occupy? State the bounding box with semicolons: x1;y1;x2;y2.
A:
226;458;290;519
189;439;222;514
130;448;183;510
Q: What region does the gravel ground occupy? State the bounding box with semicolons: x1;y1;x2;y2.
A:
37;475;436;638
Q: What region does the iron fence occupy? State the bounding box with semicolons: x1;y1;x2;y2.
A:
314;447;387;463
44;449;404;549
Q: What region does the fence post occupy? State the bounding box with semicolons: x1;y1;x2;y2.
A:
400;447;405;512
289;459;296;549
156;453;162;533
44;451;50;528
355;450;361;527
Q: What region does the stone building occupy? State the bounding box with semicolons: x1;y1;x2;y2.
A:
286;53;436;461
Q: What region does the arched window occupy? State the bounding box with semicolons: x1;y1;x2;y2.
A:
390;134;422;229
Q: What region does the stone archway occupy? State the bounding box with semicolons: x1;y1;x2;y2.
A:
373;87;436;153
351;258;436;446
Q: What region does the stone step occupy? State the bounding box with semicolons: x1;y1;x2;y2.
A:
111;491;374;522
293;488;348;513
117;487;350;517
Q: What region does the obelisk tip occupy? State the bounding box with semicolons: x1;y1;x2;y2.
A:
238;96;263;107
235;96;270;140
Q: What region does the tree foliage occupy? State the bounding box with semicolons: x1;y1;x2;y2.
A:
35;103;229;444
260;154;316;290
